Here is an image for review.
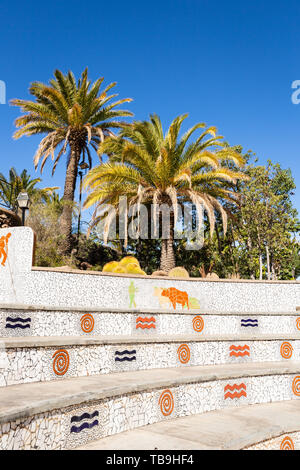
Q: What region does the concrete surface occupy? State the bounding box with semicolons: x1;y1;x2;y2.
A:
0;362;299;425
2;334;300;348
76;400;300;450
0;303;298;315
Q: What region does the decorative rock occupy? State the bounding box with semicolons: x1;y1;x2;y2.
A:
206;272;219;280
151;270;168;277
168;267;190;278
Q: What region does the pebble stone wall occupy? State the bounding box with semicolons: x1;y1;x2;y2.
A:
1;309;300;338
0;227;299;313
0;373;300;450
0;339;299;387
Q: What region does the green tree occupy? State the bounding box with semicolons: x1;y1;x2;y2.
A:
232;160;299;280
10;68;133;254
26;192;67;266
0;167;57;212
83;114;247;271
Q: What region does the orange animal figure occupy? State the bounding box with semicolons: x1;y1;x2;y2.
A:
161;287;189;310
0;233;11;267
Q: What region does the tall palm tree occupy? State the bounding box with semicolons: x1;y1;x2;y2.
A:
0;167;57;212
83;114;248;271
10;68;133;254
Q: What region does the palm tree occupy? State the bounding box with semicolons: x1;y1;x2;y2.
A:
10;68;133;254
83;114;248;271
0;167;57;212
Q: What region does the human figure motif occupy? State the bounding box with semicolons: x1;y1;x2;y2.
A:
128;281;138;308
0;233;11;267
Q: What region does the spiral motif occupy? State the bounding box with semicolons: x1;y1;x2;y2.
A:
280;436;294;450
177;344;191;364
159;389;174;416
52;349;70;376
280;342;293;359
292;376;300;396
193;315;204;333
296;318;300;331
81;313;95;333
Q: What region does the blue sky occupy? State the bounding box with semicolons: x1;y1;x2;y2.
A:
0;0;299;220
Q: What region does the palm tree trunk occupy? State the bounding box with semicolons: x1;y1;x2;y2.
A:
59;148;79;255
266;244;271;280
160;212;175;272
259;253;263;280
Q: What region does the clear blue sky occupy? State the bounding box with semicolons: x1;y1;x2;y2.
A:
0;0;299;219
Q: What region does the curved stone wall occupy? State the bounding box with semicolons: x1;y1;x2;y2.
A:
0;227;299;312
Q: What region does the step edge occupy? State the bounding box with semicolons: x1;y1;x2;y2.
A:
0;362;299;425
74;401;300;451
2;335;300;348
0;303;298;316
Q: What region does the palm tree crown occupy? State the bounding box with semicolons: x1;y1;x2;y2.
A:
84;114;248;271
0;167;57;212
10;68;133;253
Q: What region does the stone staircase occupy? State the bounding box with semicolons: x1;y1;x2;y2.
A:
1;304;300;450
0;227;299;450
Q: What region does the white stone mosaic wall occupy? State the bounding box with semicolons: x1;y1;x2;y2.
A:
22;270;300;312
1;309;300;338
246;431;300;450
0;227;299;313
1;373;300;450
0;339;299;387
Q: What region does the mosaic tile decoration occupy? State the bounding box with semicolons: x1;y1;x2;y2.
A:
1;309;299;338
1;227;299;312
52;349;70;376
80;314;94;333
0;232;11;267
229;345;250;357
70;411;99;434
5;316;31;330
224;383;247;400
1;373;300;450
247;433;300;450
1;339;300;387
280;342;293;359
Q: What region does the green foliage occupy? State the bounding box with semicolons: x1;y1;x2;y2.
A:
83;113;247;270
235;160;299;280
26;193;69;267
10;69;133;174
123;156;300;281
10;68;133;254
0;167;57;211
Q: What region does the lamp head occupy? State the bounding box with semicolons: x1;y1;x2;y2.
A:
17;192;29;209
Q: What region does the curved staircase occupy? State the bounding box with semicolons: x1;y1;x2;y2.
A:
0;304;300;450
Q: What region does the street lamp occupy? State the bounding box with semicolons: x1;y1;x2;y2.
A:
17;192;29;226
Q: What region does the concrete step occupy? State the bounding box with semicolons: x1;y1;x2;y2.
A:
0;361;300;449
1;334;300;387
75;400;300;450
1;305;300;338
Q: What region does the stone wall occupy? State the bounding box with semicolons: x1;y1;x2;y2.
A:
0;226;299;312
0;208;21;229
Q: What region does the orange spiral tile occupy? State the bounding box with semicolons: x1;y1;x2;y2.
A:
81;313;95;333
159;389;174;416
292;376;300;396
52;349;70;376
177;344;191;364
280;342;293;359
296;318;300;331
193;315;204;333
280;436;295;450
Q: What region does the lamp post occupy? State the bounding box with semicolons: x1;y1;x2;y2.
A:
17;192;29;226
77;162;89;240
